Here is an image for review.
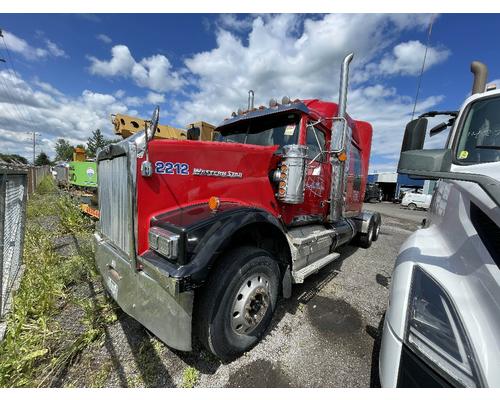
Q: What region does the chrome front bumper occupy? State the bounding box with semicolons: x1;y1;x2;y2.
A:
94;232;194;351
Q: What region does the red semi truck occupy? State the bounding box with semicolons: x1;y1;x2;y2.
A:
94;53;381;360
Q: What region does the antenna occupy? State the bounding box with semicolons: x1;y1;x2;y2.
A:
411;14;436;121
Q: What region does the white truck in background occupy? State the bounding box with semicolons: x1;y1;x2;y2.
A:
379;60;500;387
401;191;432;210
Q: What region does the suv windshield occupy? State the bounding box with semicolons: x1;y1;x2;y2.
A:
216;113;300;149
456;95;500;164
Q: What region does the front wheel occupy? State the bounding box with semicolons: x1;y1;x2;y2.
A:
195;246;280;361
407;202;417;211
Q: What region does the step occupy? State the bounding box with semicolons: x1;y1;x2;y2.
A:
292;252;340;284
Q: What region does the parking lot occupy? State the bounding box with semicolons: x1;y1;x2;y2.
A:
52;202;424;387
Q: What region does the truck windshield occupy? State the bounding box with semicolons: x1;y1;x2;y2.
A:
216;113;300;149
456;95;500;164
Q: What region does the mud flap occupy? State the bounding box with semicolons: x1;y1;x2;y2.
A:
282;266;292;298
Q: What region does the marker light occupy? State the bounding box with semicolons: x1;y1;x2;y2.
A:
208;196;220;211
338;152;347;162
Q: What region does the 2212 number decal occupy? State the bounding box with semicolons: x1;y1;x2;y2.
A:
155;161;189;175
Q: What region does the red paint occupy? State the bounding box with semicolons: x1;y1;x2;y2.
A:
135;99;373;255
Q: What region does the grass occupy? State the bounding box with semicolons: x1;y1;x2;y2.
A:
0;176;117;387
181;367;199;388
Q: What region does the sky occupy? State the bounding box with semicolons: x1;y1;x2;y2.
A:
0;13;499;172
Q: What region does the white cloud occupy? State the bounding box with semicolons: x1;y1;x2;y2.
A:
114;89;126;98
45;39;68;58
218;14;254;32
2;31;48;60
124;91;165;107
88;45;135;76
96;33;112;44
88;45;185;92
33;77;64;97
146;92;165;104
2;31;67;60
0;71;133;159
376;40;450;76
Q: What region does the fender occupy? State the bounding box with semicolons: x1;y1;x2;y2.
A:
139;202;291;290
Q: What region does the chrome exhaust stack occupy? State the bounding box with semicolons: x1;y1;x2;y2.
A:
337;53;354;119
329;53;354;222
248;90;255;110
471;61;488;95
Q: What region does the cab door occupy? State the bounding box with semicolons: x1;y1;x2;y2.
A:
302;121;331;220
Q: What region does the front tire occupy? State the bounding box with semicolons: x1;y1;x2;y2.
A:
407;202;417;211
195;246;280;361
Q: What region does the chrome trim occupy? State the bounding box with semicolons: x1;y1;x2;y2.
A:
94;232;193;351
279;144;307;204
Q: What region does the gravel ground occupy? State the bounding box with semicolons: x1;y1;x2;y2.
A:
59;203;423;388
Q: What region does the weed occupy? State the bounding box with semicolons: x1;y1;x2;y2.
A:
181;366;199;388
36;176;57;195
126;374;143;388
88;361;112;387
0;186;116;387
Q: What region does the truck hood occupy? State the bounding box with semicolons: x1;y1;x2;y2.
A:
136;139;280;254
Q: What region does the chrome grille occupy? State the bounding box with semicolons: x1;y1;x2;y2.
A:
98;154;131;255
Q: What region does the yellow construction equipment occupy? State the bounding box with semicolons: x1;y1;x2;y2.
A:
186;121;216;141
73;147;86;161
112;114;187;139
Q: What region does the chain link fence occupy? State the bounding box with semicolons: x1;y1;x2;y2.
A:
0;164;28;340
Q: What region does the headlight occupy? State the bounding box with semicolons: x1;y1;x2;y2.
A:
148;227;179;260
405;266;482;387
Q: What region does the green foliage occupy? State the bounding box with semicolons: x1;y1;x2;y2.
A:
86;129;112;158
0;189;115;387
56;195;93;235
35;175;57;196
181;367;199;388
35;152;51;166
54;139;74;162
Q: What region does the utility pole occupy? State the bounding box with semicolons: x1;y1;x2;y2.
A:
30;132;40;165
32;132;35;164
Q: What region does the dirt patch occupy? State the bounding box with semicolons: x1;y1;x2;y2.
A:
307;296;362;337
225;359;292;388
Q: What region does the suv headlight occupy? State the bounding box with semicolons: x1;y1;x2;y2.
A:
405;266;482;387
148;227;179;260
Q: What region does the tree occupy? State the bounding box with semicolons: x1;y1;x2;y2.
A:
35;152;51;166
86;129;109;158
54;139;74;161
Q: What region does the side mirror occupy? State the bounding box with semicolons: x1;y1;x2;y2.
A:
146;106;160;142
141;106;160;177
398;149;452;178
401;118;428;152
399;117;452;179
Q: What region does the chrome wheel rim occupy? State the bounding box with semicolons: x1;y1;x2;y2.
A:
230;273;271;335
